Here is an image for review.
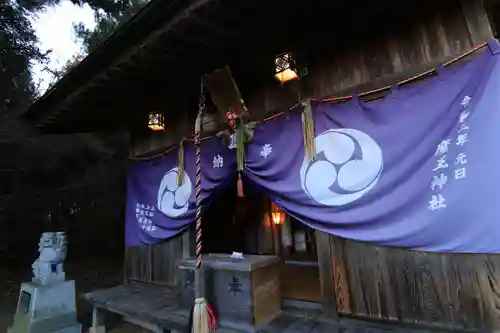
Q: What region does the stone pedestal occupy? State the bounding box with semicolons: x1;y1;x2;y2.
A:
8;232;81;333
8;280;81;333
179;253;281;333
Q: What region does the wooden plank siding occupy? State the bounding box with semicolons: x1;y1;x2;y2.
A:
314;234;500;331
256;0;493;118
124;230;190;285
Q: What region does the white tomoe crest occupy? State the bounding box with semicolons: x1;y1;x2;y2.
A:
299;128;383;207
157;167;192;218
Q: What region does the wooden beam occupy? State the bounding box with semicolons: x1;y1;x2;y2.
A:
315;230;338;318
50;0;218;119
174;32;229;49
190;15;240;41
462;0;494;45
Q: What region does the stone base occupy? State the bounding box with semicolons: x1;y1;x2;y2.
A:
7;280;81;333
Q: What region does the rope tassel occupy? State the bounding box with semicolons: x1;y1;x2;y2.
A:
177;139;184;185
234;118;255;198
237;172;244;198
301;99;316;162
236;119;245;173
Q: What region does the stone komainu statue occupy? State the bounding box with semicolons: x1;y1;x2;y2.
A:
8;231;82;333
32;232;67;285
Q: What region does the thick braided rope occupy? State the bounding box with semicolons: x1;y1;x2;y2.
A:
195;83;205;269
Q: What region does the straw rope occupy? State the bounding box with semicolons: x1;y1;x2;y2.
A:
301;99;316;162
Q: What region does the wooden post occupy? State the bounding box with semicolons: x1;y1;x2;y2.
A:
123;246;128;284
314;230;338;319
462;0;494;45
92;307;106;333
182;228;191;259
273;224;281;256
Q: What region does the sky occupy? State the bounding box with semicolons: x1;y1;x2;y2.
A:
31;0;96;93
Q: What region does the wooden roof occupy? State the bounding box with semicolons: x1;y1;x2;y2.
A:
25;0;411;133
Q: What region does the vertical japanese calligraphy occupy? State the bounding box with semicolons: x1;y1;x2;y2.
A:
430;139;450;211
428;95;472;212
135;202;157;232
454;96;471;181
228;276;243;296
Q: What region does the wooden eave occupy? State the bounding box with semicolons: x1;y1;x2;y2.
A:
24;0;413;133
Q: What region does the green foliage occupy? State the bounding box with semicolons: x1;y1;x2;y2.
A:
74;0;148;54
0;0;133;265
1;0;128;113
0;0;48;114
45;0;148;84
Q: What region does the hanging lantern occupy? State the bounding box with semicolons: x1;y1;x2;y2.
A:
148;112;166;131
274;52;299;83
270;202;285;225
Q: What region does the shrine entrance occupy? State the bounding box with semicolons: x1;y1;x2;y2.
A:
201;179;322;304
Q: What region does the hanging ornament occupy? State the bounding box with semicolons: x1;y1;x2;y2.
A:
235;117;245;198
301;99;316;162
234;116;257;199
237;172;244;198
177;139;185;185
226;110;237;134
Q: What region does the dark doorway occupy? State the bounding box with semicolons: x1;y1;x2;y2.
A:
200;179;269;255
201;180;239;254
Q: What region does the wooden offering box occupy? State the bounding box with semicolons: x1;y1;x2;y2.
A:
178;254;281;332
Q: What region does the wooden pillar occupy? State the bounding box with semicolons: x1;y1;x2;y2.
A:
272;224;281;256
462;0;494;45
123;247;129;284
182;228;192;258
92;307;106;333
314;230;338;318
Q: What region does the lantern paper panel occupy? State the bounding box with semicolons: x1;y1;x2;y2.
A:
274;52;299;83
148;112;165;131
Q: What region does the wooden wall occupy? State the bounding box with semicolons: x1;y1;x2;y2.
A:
243;0;494;120
124;231;191;285
317;233;500;331
131;0;493;157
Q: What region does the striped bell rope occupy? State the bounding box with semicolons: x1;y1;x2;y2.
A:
192;77;217;333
